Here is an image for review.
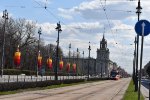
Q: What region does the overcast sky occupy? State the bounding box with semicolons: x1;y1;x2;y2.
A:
1;0;150;74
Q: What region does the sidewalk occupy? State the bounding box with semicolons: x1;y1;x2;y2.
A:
141;85;149;100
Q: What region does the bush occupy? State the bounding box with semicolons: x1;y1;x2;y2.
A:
0;79;85;92
1;69;53;75
3;69;22;75
1;69;74;76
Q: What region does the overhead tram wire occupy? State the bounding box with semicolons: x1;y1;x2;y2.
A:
99;0;132;65
32;0;60;21
33;0;133;58
32;0;86;43
99;0;118;46
100;0;138;1
99;0;132;51
4;5;26;8
33;0;134;39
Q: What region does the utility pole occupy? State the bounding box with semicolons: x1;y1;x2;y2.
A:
55;22;62;81
37;27;42;77
1;10;8;77
88;42;91;80
76;48;79;76
135;0;142;92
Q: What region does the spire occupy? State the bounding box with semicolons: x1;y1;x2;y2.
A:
102;33;105;40
102;27;105;41
100;28;107;49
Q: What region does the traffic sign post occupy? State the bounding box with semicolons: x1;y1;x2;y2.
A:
135;20;150;100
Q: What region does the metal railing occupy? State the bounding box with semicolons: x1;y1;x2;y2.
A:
0;75;86;83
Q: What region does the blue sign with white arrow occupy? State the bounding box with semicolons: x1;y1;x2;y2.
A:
135;20;150;36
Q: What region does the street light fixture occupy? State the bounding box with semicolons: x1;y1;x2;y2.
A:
55;22;62;81
1;10;8;77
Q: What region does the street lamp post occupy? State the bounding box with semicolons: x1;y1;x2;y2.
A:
136;1;142;100
1;10;8;77
135;0;142;93
36;27;42;77
68;43;71;77
82;51;84;76
69;43;71;63
76;48;79;76
101;63;103;78
55;22;62;81
88;42;91;80
133;37;137;85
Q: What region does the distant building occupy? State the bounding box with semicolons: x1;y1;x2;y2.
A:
63;35;123;77
96;35;117;77
63;57;96;75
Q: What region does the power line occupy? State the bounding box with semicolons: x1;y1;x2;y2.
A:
32;0;83;37
99;0;117;44
99;0;133;67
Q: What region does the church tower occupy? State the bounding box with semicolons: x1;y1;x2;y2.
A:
96;34;110;77
100;34;107;49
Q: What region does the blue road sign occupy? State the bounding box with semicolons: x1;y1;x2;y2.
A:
135;20;150;36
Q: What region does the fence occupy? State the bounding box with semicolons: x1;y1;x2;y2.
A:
0;75;86;83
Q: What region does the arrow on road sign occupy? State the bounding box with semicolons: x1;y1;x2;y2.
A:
142;22;146;36
135;20;150;36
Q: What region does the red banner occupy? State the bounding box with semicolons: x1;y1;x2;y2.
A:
66;63;70;72
47;58;52;70
14;51;21;66
59;60;63;70
38;55;42;68
73;63;76;72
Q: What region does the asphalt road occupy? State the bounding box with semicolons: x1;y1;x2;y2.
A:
141;79;150;100
0;78;130;100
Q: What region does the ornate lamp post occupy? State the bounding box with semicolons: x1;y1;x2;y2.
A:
82;51;84;76
135;0;142;93
136;1;143;99
76;48;79;76
88;42;91;80
36;27;42;77
55;22;62;81
67;43;71;75
1;10;8;77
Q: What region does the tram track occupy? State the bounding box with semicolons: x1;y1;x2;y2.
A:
70;79;124;100
0;80;111;100
0;78;130;100
29;80;111;100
